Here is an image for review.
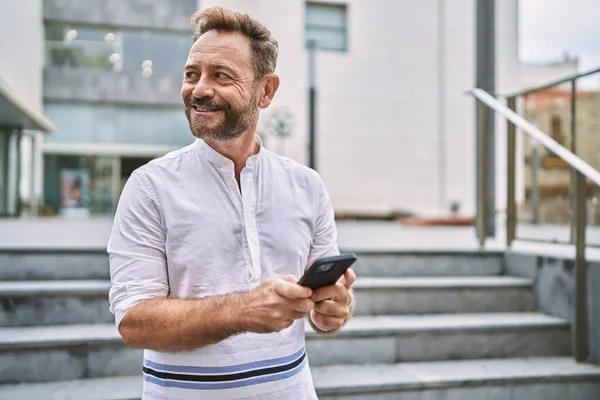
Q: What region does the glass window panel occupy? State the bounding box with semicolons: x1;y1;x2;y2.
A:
44;103;193;147
45;24;118;70
184;0;199;12
121;30;147;72
0;131;7;214
87;156;115;215
6;132;20;215
44;103;95;142
45;24;117;70
120;107;160;144
306;27;346;51
70;27;112;42
306;3;346;28
93;106;119;143
45;23;65;41
45;24;190;73
161;110;193;146
122;30;191;73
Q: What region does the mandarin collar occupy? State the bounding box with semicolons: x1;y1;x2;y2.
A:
195;136;264;170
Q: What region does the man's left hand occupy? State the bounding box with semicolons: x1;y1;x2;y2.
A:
309;268;357;333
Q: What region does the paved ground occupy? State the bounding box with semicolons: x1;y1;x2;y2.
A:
1;217;600;257
0;217;499;250
0;216;597;246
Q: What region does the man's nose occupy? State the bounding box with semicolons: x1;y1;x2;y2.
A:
191;77;215;99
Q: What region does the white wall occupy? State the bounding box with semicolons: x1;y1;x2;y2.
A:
204;0;520;217
0;0;45;210
495;0;521;214
0;1;44;114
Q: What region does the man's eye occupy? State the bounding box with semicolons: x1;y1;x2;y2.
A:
185;71;198;79
215;72;229;79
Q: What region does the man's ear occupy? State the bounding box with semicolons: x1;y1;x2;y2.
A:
258;74;280;109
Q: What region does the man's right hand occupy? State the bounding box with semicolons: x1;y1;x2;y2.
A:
241;275;314;333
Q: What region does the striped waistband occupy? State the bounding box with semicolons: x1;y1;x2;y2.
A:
143;347;307;391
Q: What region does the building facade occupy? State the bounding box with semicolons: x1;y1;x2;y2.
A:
522;88;600;224
2;0;520;218
41;0;198;216
0;0;54;217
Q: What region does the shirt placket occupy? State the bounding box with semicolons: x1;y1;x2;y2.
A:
240;168;261;287
220;166;253;289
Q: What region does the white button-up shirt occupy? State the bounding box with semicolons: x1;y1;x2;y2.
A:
107;138;339;400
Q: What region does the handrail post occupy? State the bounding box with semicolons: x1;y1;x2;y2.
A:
477;100;489;248
570;79;577;244
574;170;589;362
506;96;517;247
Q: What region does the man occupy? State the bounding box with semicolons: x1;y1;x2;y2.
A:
107;6;356;400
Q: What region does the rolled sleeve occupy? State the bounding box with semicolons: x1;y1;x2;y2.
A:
107;171;168;328
307;175;340;267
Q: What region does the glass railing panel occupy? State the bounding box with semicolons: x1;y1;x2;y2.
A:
516;85;574;243
574;71;600;246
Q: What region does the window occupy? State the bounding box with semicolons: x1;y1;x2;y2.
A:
45;23;192;75
121;30;190;74
0;130;22;216
45;25;119;71
305;2;347;51
44;103;192;147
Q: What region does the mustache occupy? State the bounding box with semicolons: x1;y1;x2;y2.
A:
185;96;227;110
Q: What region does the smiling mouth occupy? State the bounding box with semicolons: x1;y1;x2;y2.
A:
191;105;222;113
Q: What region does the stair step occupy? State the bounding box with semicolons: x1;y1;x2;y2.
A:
1;358;599;400
0;375;141;400
318;312;568;335
314;357;600;399
0;323;119;349
0;250;504;281
351;250;503;276
0;313;571;383
354;276;532;289
0;280;110;296
0;250;109;281
0;313;566;349
353;276;535;315
0;280;112;327
0;323;142;384
0;276;535;326
306;312;570;365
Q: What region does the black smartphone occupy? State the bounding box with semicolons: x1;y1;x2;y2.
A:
297;253;357;290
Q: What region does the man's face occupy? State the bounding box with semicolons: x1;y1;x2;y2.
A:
181;30;260;141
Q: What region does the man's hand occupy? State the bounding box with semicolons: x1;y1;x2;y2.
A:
242;275;315;334
309;268;356;333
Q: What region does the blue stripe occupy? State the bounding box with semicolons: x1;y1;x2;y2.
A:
144;347;305;374
143;357;306;390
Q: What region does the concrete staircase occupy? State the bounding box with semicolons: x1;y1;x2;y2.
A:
0;249;599;399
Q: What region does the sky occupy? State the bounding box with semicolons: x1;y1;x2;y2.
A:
519;0;600;72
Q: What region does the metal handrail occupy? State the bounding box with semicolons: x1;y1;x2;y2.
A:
469;87;596;364
505;66;600;98
471;88;600;185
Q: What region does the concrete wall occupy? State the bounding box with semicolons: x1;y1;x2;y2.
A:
505;251;600;364
0;1;44;114
0;0;45;210
495;0;521;216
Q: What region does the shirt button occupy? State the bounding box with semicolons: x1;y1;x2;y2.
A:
228;182;235;189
